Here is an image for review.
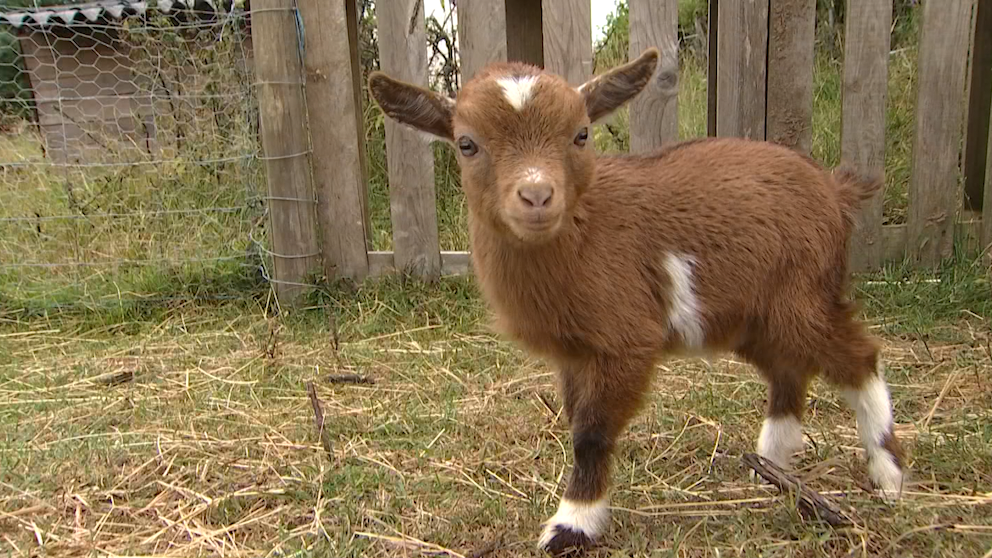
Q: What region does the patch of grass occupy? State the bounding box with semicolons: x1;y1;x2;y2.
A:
2;258;990;557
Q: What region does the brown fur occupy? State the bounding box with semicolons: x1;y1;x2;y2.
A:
368;48;903;555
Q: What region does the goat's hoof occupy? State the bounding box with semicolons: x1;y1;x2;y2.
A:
868;456;904;503
538;524;595;556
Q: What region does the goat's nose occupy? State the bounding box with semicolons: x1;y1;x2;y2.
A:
517;184;553;208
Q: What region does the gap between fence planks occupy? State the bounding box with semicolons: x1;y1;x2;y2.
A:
377;0;442;280
985;102;992;254
628;0;679;152
250;0;321;302
766;0;815;155
298;0;370;281
715;0;768;140
842;0;892;272
907;0;973;266
964;0;992;212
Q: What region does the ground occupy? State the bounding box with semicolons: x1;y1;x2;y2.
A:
2;263;991;557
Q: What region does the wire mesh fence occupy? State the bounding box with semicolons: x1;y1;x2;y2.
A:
0;0;271;312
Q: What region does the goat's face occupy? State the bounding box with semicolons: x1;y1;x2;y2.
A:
369;49;660;245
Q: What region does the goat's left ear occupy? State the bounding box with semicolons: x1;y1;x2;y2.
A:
578;48;660;123
368;72;456;141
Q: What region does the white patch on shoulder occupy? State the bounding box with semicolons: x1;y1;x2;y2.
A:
537;498;609;549
663;253;705;348
496;75;539;111
756;415;804;467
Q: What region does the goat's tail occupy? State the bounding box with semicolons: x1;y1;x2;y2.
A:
831;164;883;232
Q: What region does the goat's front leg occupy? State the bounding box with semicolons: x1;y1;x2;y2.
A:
538;355;653;555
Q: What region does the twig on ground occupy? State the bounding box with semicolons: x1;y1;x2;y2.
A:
742;452;852;527
327;374;375;385
99;370;134;386
306;381;334;461
467;538;504;558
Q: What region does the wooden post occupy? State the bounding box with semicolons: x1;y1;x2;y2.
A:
629;0;679;151
907;0;973;266
377;0;441;279
250;0;321;301
707;0;719;137
716;0;768;139
542;0;592;86
506;0;545;67
841;0;892;271
457;0;508;81
766;0;815;154
964;0;992;211
299;0;370;281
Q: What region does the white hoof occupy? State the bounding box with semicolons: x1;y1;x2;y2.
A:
868;453;904;502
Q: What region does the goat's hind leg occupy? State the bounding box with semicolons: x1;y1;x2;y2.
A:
818;318;905;500
538;355;652;555
755;369;810;470
738;346;812;475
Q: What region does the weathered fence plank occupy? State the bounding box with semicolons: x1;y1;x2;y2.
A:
542;0;592;86
300;0;370;281
457;0;508;81
766;0;815;154
716;0;768;139
250;0;321;301
377;0;442;279
964;0;992;211
907;0;973;265
629;0;679;151
841;0;891;271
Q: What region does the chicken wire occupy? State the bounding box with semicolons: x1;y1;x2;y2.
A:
0;0;272;311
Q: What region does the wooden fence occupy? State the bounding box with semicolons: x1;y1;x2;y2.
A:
250;0;992;302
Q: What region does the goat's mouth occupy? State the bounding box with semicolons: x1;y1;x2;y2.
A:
505;212;564;242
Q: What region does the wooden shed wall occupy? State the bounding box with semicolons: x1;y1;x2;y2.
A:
19;30;157;164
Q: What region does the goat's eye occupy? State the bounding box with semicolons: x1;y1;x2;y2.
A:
574;128;589;147
457;137;478;157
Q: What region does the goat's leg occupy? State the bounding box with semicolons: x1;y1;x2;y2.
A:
538;355;652;555
755;371;810;470
818;321;905;500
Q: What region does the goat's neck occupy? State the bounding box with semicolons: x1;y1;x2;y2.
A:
469;210;583;304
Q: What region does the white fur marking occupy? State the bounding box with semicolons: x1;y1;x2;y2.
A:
756;415;804;468
663;253;705;348
537;498;609;549
842;371;903;499
522;167;545;183
496;75;538;111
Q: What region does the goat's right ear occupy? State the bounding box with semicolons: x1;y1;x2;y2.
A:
368;72;455;141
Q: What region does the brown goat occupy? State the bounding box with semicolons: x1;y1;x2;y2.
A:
369;48;905;555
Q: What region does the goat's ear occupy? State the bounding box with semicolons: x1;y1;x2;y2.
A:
368;72;455;141
578;48;660;123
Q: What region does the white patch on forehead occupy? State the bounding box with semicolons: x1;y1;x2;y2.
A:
496;75;539;111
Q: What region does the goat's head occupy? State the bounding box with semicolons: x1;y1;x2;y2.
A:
369;48;660;245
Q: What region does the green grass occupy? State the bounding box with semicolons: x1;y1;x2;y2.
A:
1;258;990;557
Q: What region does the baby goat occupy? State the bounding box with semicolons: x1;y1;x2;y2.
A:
369;48;905;555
